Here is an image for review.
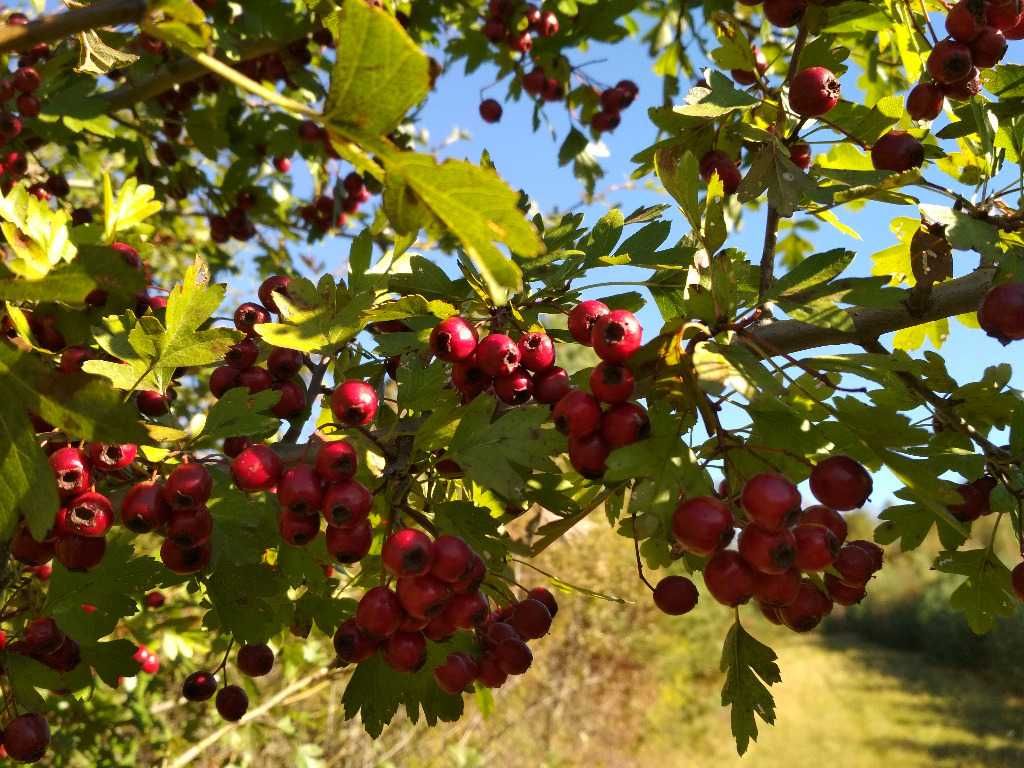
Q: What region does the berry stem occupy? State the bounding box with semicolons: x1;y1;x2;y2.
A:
630;509;656;591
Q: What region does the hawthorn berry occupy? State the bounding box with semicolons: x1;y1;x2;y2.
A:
237;643;275;677
738;524;796;575
509;598;552;639
321;478;372;527
591;309;642;363
278;507;321;545
907;82;945;120
144;591;166;609
591;110;621;134
752;568;802;608
764;0;806;27
2;713;49;763
495;637;533;675
601;402;650;448
382;528;434;577
431;536;473;583
216;685;249;722
434;652;479;694
56;534;107;571
552;389;602;436
182;671;218;701
946;0;982;41
330;380;378;426
927;40;974;84
10;524;54;566
314;440;358;483
527;587;558;617
704;550;756;606
741;473;801;530
233;302;271;334
88;442;137;472
871;130;925;172
258;275;292;313
948;476;995;521
833;543;875;585
333;618;379;664
809;455;872;510
699;150;742;195
238;366;273;393
517;331;555;371
943;68;982;101
356;586;404;638
384;631;427;672
477;654;510;687
479;98;503;123
325;518;373;563
209;366;240;397
159;538;211;575
792;524;840;571
444;591;490;629
978;282;1024;343
731;46;768;85
653;575;699;615
672;496;735;556
986;0;1023;30
166;507;213;548
824;572;867;606
49;446;91;499
789;67;841;117
780;580;832;632
267;348;303;380
969;26;1007;67
848;539;884;573
38;635;82;673
451;552;487;594
57;491;113;538
277;464;323;516
136;389;172;417
24;617;64;655
590;362;635;404
494;367;534;405
1011;562;1024;602
475;334;521;377
397;575;451;619
121;481;171;533
272;380;307;418
789;142;812;169
533;366;572;404
231;444;282;491
225;337;259;369
568;300;610;345
163;463;213;511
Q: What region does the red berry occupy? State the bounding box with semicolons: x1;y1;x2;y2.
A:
752;568;802;608
738;524;796;575
477;654;509;687
183;671;218;701
273;156;292;173
699;150;742;195
703;550;756;606
384;631;427;672
672;496;735;556
298;119;324;141
49;446;91;499
451;353;491;400
533;366;571;404
927;40;974;84
833;543;875;585
591;309;642;363
444;591;490;629
568;300;610;345
475;334;521;377
144;591;165;609
1006;14;1024;38
58;346;92;373
24;618;64;655
237;366;273;394
789;142;812;169
793;524;840;571
527;587;558;617
652;575;699;615
1011;562;1024;601
731;46;769;86
494;367;533;405
987;0;1023;30
809;455;872;511
431;535;473;583
162;463;213;511
325;519;373;563
871;130;925;172
56;534;107;571
397;575;451;619
315;440;358;482
333;618;379;663
2;713;49;763
10;524;54;566
12;66;40;92
237;643;274;677
616;79;639;106
907;82;945;120
166;507;213;548
517;332;555;372
741;473;801;530
764;0;806;27
231;444;282;491
434;652;478;694
267;348;303;380
946;0;983;41
277;464;323;516
479;98;503;123
948;476;995;521
209;365;240;397
537;9;558;36
780;580;832;632
278;507;321;545
552;389;602;436
943;68;982;101
216;685;249;721
258;275;291;313
160;538;211;574
799;505;848;545
136;389;172;416
225;337;259;369
121;481;172;533
330;380;378;426
523;68;547;96
590;362;634;404
789;67;841;116
223;437;251;458
978;282;1024;343
57;491;113;538
824;572;867;605
601;402;650;448
271;379;306;418
88;442;137;471
321;479;372;526
507;29;532;53
233;302;271;334
507;598;551;639
38;637;81;672
483;19;506;42
382;528;434;578
495;637;533;675
356;586;404;638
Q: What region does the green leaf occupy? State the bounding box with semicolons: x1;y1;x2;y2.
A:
769;248;855;299
737;143;818;217
86;639;140;688
254;280;378;353
934;549;1017;635
720;620;781;756
0;184;77;280
204;562;292;644
0;398;58;540
875;501;967;552
381;152;544;303
674;71;758;118
654;149;701;231
102;175;163;242
323;0;429;137
195;387;281;444
342;634;474;737
0;245;146;306
432;501;506;562
75;30;139;75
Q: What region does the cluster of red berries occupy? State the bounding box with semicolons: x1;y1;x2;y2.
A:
296;172;373;234
978;281;1024;344
0;15;46;158
482;0;559;55
208;275;310;420
660;456;882;631
589;79;639;135
180;642;277;722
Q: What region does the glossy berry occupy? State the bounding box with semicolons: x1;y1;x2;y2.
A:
699;150;742;195
231;444;282;491
430;536;473;583
315;440;358;482
397;575;451;619
517;332;555;372
163;463;213;511
741;473;801;530
477;654;509;687
672;496;734;556
434;652;478;694
507;598;551;639
568;301;610;345
2;713;49;763
258;274;291;313
703;550;756;607
57;491;113;538
810;456;872;511
591;309;642;363
653;575;699;615
356;586;404;638
267;347;303;380
451;551;486;594
384;631;427;672
330;380;378;426
789;142;812;169
970;27;1007;68
382;528;434;578
789;67;841;116
780;580;832;632
238;366;273;394
552;389;602;437
764;0;806;27
233;302;271;334
825;572;867;606
799;504;848;544
752;568;802;608
216;685;249;721
533;366;571;404
475;334;521;377
225;337;260;369
946;0;982;41
277;464;323;516
495;637;533;675
88;442;137;472
237;643;274;677
987;0;1024;30
590;362;634;404
927;40;974;84
793;524;840;571
333;618;379;663
494;367;534;405
738;524;796;575
166;507;213;548
49;446;91;499
978;282;1024;343
833;543;875;585
10;524;54;566
121;482;171;533
871;130;925;172
320;476;371;525
527;587;558;617
601;402;650;448
159;538;211;575
479;98;502;123
209;365;240;397
907;82;945;120
56;534;107;571
325;518;373;563
24;618;64;655
430;317;478;361
182;671;217;701
278;507;320;545
271;380;306;418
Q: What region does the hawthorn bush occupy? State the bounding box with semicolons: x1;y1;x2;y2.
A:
0;0;1021;763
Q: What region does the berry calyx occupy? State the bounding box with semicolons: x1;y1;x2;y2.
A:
48;446;91;499
88;442;137;472
330;380;379;426
809;455;872;510
233;302;271;334
789;67;841;117
321;479;372;526
57;491;113;538
927;40;974;84
162;463;213;511
590;362;635;404
517;331;555;372
591;309;642;364
475;333;521;377
652;575;699;615
672;496;735;556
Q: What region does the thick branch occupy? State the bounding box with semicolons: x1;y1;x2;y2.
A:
749;267;996;355
0;0;147;54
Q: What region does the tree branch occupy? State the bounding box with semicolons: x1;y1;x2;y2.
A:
758;206;781;303
0;0;147;54
748;267;996;355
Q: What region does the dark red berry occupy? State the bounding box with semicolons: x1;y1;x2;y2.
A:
237;643;274;677
24;618;63;655
810;456;872;511
907;82;945;120
121;481;171;533
162;463;213;511
946;0;983;41
590;362;634;404
278;506;320;545
672;496;734;556
49;446;91;499
356;586;404;638
568;300;609;345
871;130;925;172
764;0;806;27
183;671;217;701
238;366;273;393
277;464;322;516
495;637;533;675
699;150;742;195
56;491;113;538
833;544;875;585
494;367;533;405
475;334;521;378
479;98;503;123
789;142;812;169
231;444;281;491
792;524;840;571
88;442;137;471
978;282;1024;343
789;67;841;116
738;524;796;575
741;473;801;530
653;575;699;615
752;568;802;608
10;524;54;566
704;550;756;606
825;572;867;605
552;389;602;437
216;685;249;721
601;402;650;448
333;618;379;663
160;538;211;574
533;366;571;404
927;40;974;84
434;652;478;694
165;507;213;548
225;337;259;369
431;536;473;583
330;380;378;426
233;302;271;334
258;275;291;313
2;713;49;763
56;534;107;571
780;580;832;632
382;528;434;578
325;519;373;563
315;440;358;482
